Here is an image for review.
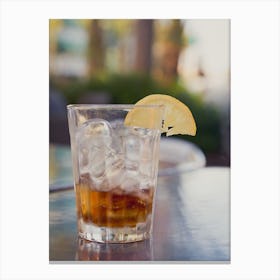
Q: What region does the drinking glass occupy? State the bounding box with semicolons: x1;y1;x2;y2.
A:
67;104;163;243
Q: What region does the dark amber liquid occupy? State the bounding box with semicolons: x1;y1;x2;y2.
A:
75;183;154;228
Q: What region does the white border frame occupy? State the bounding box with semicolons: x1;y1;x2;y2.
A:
1;1;279;280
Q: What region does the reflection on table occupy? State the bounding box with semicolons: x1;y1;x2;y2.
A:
49;167;230;262
76;238;153;261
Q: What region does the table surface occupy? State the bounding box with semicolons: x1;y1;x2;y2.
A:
49;166;230;263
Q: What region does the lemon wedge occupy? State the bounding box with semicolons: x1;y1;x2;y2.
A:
125;94;196;136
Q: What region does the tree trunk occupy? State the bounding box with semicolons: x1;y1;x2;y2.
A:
88;20;105;77
153;20;186;86
134;20;154;74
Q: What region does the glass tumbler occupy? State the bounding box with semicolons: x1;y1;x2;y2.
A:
67;104;163;243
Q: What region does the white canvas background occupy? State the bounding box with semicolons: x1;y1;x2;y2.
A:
0;0;279;279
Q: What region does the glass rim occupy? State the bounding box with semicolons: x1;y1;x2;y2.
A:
67;104;164;110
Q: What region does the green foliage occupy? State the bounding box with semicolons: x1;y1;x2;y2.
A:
107;73;174;104
53;79;87;104
176;105;221;153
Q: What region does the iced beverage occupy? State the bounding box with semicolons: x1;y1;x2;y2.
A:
67;105;163;243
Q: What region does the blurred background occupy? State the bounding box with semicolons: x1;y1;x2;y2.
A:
49;19;230;166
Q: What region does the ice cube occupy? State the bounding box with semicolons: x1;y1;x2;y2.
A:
124;134;140;161
121;176;140;192
140;137;153;161
139;175;152;190
79;172;106;191
139;159;153;178
77;118;112;148
89;147;106;178
78;147;90;174
93;178;110;191
77;119;113;183
80;118;112;138
111;132;124;155
79;172;92;186
106;155;125;187
125;159;139;174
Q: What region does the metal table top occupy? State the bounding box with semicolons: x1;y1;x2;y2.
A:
49;167;230;263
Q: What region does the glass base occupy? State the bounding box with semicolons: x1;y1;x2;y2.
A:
78;218;152;243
